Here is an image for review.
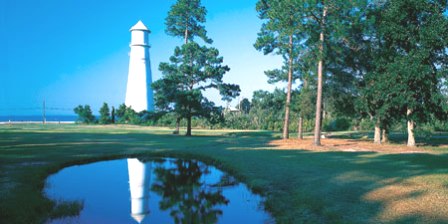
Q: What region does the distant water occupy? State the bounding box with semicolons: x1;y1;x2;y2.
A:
0;115;77;122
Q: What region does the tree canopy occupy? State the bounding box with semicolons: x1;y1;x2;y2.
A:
99;102;111;124
165;0;212;44
74;105;95;124
356;0;448;146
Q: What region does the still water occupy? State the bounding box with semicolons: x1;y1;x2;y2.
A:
45;158;272;224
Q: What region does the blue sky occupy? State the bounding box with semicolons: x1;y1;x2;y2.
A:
0;0;283;115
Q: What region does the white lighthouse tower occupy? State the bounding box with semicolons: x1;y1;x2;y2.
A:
125;20;154;112
127;158;152;223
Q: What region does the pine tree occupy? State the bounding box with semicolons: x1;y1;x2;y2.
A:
115;104;140;124
99;102;111;124
155;0;212;134
156;0;213;134
153;0;240;136
111;106;115;124
297;0;367;145
255;0;305;139
238;98;251;114
295;70;317;139
74;105;95;124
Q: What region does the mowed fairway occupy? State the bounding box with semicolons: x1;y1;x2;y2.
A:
1;124;447;223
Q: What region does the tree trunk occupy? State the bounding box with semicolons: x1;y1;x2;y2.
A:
374;118;381;144
298;117;303;140
322;102;326;119
382;128;389;143
173;117;180;135
313;51;323;145
178;23;188;134
282;35;294;139
184;22;189;44
407;108;416;147
111;107;115;124
186;115;192;136
313;4;327;146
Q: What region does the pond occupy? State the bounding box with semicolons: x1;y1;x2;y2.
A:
45;158;273;224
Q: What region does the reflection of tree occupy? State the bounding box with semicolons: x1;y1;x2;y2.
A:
211;173;238;188
151;159;229;224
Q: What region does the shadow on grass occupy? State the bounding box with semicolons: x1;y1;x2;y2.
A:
0;127;447;223
329;131;448;148
233;149;448;223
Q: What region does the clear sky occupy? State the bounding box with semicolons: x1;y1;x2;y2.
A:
0;0;283;116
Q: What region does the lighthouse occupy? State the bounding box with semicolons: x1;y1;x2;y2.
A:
127;158;152;223
125;20;154;112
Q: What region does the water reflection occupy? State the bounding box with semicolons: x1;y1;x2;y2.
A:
127;158;151;223
45;158;272;224
151;159;229;223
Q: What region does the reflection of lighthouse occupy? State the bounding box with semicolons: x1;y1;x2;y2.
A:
127;158;151;223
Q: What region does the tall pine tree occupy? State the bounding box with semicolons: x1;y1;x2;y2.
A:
156;0;212;134
298;0;367;145
255;0;305;139
99;102;111;124
153;0;240;136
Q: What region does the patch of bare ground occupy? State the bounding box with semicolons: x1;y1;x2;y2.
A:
364;176;448;223
269;137;432;154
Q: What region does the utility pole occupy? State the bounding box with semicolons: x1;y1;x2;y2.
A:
42;100;46;124
237;96;241;112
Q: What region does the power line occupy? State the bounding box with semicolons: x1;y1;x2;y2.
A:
0;107;73;111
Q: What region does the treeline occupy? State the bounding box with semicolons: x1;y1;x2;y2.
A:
73;102;222;127
74;103;153;125
250;0;448;147
222;90;448;135
76;0;448;148
74;95;448;136
150;0;448;147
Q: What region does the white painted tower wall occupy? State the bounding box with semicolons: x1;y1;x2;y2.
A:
125;21;154;112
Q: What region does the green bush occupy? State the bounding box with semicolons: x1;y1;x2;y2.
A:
323;117;351;131
359;119;374;131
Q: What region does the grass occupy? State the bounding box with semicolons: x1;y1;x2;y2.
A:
0;124;447;223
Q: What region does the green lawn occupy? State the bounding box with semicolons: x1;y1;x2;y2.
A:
1;124;447;223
